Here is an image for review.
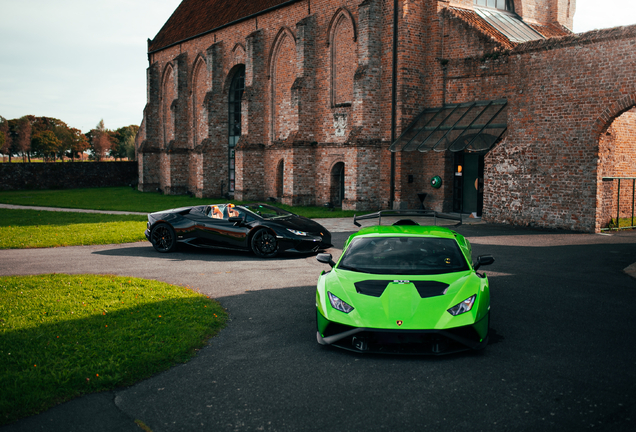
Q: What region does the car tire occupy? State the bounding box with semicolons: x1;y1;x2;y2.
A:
250;228;279;258
150;223;177;253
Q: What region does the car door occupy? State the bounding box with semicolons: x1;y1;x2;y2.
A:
220;206;251;248
187;205;249;249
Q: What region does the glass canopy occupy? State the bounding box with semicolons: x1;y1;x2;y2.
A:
390;99;508;153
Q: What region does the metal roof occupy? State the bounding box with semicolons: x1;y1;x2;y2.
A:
474;7;544;43
390;100;508;153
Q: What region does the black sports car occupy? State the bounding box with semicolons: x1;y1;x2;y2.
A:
145;203;332;257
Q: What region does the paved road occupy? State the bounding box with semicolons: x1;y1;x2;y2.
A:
2;223;636;431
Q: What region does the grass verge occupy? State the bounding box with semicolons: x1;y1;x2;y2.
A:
607;217;636;230
0;274;227;426
0;209;147;249
0;187;359;219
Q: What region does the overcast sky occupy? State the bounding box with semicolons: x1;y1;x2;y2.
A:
0;0;634;133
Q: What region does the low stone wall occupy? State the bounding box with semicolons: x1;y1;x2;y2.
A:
0;162;138;191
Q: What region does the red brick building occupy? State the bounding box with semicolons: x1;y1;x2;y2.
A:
137;0;636;232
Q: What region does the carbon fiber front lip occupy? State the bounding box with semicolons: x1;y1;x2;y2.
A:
317;314;489;355
320;327;483;349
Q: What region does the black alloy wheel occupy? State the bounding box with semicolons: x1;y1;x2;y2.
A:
151;223;177;253
251;229;279;258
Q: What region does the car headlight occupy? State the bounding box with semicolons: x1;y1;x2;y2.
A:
447;295;476;316
328;292;354;314
287;228;307;236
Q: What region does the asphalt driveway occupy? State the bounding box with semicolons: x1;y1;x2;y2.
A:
1;224;636;431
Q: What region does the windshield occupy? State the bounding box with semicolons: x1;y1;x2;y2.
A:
338;236;469;275
240;204;294;220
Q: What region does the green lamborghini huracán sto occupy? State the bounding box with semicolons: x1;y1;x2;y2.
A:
316;211;494;355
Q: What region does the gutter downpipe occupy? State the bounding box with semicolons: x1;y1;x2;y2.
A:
390;0;398;209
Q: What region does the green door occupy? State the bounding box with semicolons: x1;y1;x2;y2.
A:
453;152;484;216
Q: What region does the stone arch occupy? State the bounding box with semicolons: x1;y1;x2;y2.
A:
592;93;636;137
161;63;175;147
594;93;636;232
328;9;357;107
191;55;208;148
268;27;297;142
330;161;345;207
275;158;284;198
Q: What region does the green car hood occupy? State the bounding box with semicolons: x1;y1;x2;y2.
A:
317;269;490;331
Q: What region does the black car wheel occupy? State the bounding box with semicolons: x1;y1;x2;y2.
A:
251;229;279;258
151;223;177;253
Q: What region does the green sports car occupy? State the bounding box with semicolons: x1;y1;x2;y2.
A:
315;211;494;355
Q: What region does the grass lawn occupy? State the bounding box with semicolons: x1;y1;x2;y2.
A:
0;274;227;426
0;187;360;219
607;217;636;230
0;209;146;249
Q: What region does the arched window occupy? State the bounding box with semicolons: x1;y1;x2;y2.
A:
192;57;207;148
330;162;345;207
474;0;514;12
269;29;296;141
162;64;175;147
329;10;357;107
228;66;245;194
276;159;284;198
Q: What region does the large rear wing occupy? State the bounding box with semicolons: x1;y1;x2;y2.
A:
353;210;463;228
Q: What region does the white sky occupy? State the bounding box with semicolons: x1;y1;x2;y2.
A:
0;0;634;133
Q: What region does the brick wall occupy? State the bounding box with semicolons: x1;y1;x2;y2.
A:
0;162;137;191
139;0;636;232
141;0;387;209
483;27;636;232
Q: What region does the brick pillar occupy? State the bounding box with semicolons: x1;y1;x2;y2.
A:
291;15;316;142
279;16;318;206
235;30;265;201
138;61;161;192
162;53;189;195
352;0;381;138
235;143;264;201
390;0;427;210
282;142;316;206
342;142;383;211
192;42;227;198
340;0;385;211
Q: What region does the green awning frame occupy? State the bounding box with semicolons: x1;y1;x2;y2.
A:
390;99;508;153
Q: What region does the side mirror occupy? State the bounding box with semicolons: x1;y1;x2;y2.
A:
228;216;243;226
473;255;494;272
317;253;336;268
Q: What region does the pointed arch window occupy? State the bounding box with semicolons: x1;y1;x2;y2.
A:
330;162;345;207
328;9;357;107
228;66;245;194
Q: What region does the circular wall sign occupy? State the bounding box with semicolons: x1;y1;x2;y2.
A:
430;175;442;189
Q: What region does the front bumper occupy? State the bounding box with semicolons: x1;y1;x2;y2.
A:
316;310;489;355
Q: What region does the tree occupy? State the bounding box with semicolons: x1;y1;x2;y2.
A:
111;125;139;160
68;128;89;161
90;119;112;161
16;116;32;162
5;119;20;162
0;116;8;161
31;130;62;161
